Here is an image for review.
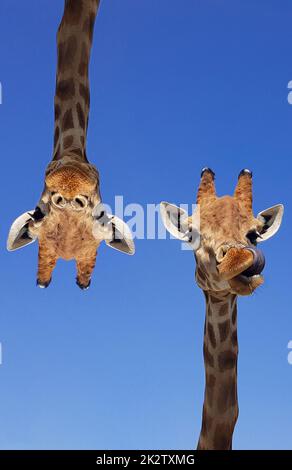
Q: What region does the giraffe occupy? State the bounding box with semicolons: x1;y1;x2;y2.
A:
7;0;135;289
160;168;284;450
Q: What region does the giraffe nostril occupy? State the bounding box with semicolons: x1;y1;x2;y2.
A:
216;245;230;263
71;195;88;211
51;193;67;208
75;197;85;208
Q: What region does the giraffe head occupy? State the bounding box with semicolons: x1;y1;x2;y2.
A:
6;0;135;288
161;168;283;296
7;156;135;288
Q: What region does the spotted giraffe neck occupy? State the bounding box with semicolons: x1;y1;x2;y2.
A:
197;290;239;450
53;0;100;162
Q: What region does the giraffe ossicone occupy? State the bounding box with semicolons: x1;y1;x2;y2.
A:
7;0;135;289
160;168;284;449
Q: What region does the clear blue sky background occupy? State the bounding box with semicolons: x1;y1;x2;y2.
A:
0;0;291;450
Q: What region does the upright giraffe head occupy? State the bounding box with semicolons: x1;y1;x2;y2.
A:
7;0;135;289
161;168;283;296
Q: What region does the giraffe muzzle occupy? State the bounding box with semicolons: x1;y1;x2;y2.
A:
218;246;265;281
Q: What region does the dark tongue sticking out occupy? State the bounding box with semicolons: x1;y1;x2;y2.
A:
242;247;265;277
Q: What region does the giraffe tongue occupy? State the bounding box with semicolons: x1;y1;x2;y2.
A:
241;247;265;277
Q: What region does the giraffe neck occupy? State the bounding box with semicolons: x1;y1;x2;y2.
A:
197;290;239;450
53;0;100;162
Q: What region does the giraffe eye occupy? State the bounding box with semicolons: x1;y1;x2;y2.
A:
246;230;261;245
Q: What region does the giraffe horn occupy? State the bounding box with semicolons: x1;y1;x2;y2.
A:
234;169;253;213
196;168;217;205
217;247;254;281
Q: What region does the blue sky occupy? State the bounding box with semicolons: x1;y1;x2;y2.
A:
0;0;291;450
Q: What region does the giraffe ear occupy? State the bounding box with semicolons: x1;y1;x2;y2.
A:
92;208;135;255
256;204;284;242
160;202;200;247
7;211;37;251
160;202;190;240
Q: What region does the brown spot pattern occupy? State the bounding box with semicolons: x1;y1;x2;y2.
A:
56;78;75;101
218;350;237;372
62;109;74;131
231;330;238;347
218;320;230;342
76;102;86;129
207;322;216;349
78;42;89;77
